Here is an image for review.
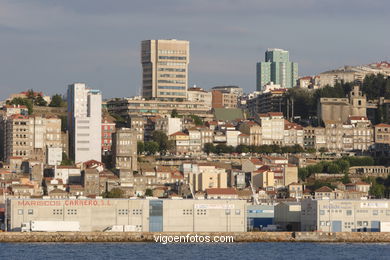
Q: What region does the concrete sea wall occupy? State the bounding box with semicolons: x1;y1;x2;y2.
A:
1;232;390;243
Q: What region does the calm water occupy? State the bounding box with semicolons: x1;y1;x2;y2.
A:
1;242;389;260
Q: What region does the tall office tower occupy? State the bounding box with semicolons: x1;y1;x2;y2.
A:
141;39;189;100
256;48;298;90
67;83;102;163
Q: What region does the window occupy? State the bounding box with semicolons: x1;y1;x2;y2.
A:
18;209;23;215
346;210;352;216
118;209;128;215
53;209;63;215
320;210;325;215
27;209;34;215
373;210;378;216
67;209;77;215
235;209;241;215
196;209;207;215
132;209;142;215
182;209;193;215
357;221;362;226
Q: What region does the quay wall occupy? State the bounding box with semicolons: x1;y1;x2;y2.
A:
1;232;390;243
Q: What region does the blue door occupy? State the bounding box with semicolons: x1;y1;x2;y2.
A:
149;200;163;232
332;221;342;232
371;221;380;232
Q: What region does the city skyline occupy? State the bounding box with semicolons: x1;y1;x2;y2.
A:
1;0;389;99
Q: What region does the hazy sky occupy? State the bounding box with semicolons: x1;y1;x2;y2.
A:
1;0;389;99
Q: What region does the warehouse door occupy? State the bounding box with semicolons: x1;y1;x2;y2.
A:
149;200;163;232
332;221;342;232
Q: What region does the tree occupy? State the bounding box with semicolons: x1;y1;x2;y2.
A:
341;173;351;184
152;131;170;153
102;188;124;198
49;94;65;107
144;141;159;155
145;188;153;197
171;109;179;118
34;95;47;106
204;143;216;155
8;97;33;114
137;141;145;154
369;183;385;198
60;152;73;166
318;147;328;153
236;144;250;154
190;115;203;126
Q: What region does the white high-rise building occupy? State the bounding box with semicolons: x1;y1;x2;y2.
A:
67;83;102;163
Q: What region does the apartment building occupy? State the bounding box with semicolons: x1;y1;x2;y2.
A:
67;83;102;163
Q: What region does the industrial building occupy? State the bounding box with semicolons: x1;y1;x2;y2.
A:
6;198;246;232
247;204;274;231
301;199;390;232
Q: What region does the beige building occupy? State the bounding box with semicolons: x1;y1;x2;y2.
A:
319;86;367;124
141;39;189;100
301;199;390;232
188;164;228;192
8;198;246;232
257;112;284;145
187;87;212;108
238;121;262;146
112;128;137;172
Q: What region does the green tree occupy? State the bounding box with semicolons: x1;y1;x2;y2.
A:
152;131;170;153
369;183;385;198
145;188;153;197
34;95;47;106
318;147;328;153
236;144;250;154
341;173;351;184
144;141;159;155
60;152;73;166
8;97;33;114
137;141;145;154
171;109;179;118
49;94;65;107
204;143;216;155
190;115;203;126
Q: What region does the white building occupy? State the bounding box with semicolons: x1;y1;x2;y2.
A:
155;116;182;136
67;83;102;163
258;112;285;145
46;147;62;166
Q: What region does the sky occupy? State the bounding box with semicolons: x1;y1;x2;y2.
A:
1;0;389;99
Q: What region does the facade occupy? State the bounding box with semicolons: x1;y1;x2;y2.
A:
155;116;182;136
112;128;137;172
106;97;211;119
141;39;189;100
258;112;285;145
67;83;102;163
274;202;301;231
301;199;390;232
101;116;116;155
319;86;367;124
187;87;212;108
256;48;298;90
247;88;287;117
7;198;246;232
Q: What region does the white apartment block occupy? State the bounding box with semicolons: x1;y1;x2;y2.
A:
67;83;102;163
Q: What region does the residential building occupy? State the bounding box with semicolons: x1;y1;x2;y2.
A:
106;97;211;119
112;128;137;171
129;115;146;141
101;115;116;155
205;188;238;199
187;87;212;108
257;112;284;145
155;116;182;136
141;39;189;100
247;89;287;117
211;90;238;109
256;48;298;90
238;121;262;146
67;83;102;163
